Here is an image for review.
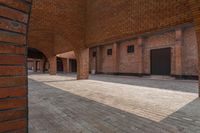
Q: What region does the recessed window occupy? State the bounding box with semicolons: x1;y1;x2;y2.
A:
107;49;112;55
92;51;96;57
127;45;134;53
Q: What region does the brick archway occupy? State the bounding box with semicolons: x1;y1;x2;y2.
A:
1;0;200;132
0;0;32;132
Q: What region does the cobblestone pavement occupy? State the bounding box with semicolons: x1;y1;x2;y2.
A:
29;73;200;133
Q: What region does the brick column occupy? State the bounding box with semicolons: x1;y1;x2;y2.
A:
49;56;57;75
33;60;37;72
137;37;144;75
75;48;89;80
0;1;31;132
189;0;200;97
39;59;45;73
96;46;102;73
62;58;70;73
174;28;183;77
112;43;119;74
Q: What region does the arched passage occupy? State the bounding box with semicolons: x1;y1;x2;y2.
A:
1;0;200;132
57;51;77;74
28;47;48;73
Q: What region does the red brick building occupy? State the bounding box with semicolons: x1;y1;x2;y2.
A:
28;24;199;79
1;0;200;132
90;25;198;79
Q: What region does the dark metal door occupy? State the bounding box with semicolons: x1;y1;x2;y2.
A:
150;48;171;75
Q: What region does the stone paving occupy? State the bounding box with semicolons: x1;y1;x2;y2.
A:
29;73;200;133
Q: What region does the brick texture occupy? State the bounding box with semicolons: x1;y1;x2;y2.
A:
75;48;89;79
188;0;200;96
182;27;198;76
49;56;57;75
90;26;198;77
0;0;31;132
29;1;193;54
29;0;86;57
27;0;197;80
86;0;192;46
62;58;70;73
118;39;139;74
0;1;199;132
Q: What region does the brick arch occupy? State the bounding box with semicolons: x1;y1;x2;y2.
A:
28;33;54;58
28;0;88;78
0;0;32;132
28;0;86;55
28;47;47;60
1;0;200;132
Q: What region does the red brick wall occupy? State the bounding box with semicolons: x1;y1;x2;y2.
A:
143;31;176;74
0;0;31;132
182;27;198;76
90;26;198;77
188;0;200;95
118;40;139;73
100;44;114;73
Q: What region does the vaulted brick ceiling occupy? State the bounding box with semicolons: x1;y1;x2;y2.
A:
29;0;86;57
28;0;193;57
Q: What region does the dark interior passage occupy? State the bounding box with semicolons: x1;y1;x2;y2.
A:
69;59;77;72
57;58;64;72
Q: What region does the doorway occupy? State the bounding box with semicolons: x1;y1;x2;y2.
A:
150;48;171;75
69;59;77;72
57;57;64;72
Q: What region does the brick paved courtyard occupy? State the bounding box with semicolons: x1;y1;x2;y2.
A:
29;74;200;133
